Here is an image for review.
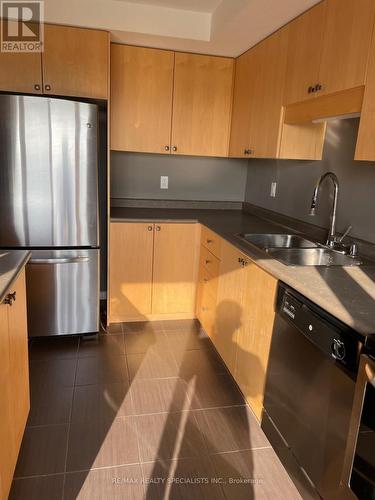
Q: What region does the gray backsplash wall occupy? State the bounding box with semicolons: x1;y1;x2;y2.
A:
245;118;375;243
111;152;248;201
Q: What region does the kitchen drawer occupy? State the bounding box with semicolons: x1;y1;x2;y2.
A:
200;245;220;277
201;225;221;258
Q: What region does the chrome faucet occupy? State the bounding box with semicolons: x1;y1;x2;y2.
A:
309;172;339;248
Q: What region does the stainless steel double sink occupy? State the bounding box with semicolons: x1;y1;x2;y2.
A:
237;233;365;267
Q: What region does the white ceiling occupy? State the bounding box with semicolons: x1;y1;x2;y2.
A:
43;0;321;57
117;0;223;13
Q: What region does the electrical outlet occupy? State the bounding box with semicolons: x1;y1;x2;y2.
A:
270;182;277;198
160;176;168;189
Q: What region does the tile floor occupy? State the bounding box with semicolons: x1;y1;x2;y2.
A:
10;320;304;500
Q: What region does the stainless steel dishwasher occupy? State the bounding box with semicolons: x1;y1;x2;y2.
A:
262;282;365;500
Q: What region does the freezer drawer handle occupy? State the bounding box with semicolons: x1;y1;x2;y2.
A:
29;256;90;264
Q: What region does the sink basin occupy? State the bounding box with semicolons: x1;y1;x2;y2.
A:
267;248;364;267
238;233;318;249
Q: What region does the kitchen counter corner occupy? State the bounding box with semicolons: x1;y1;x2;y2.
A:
0;250;31;304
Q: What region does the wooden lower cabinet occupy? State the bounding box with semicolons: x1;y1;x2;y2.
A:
8;271;29;452
196;229;278;422
109;222;199;322
0;301;15;500
0;269;29;500
211;240;246;374
234;263;278;421
109;222;154;321
152;223;199;315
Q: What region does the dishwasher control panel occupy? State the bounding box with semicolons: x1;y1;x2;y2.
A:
278;284;363;375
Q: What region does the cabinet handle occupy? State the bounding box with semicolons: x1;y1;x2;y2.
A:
172;146;177;152
244;149;253;155
308;86;313;94
238;257;244;264
147;226;153;231
206;239;213;244
156;226;161;231
315;83;322;92
164;145;170;151
45;84;51;91
34;84;41;91
4;291;16;306
205;259;211;265
203;278;209;282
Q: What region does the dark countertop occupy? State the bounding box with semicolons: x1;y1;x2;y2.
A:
111;207;375;339
0;250;31;303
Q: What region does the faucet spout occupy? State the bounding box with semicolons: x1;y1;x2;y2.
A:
309;172;339;247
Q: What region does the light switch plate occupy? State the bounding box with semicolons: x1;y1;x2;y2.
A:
270;182;277;198
160;176;169;189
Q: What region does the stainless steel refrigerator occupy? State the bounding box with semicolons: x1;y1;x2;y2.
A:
0;94;100;337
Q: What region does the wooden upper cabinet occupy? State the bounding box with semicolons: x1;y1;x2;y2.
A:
283;2;326;105
229;49;256;157
248;27;289;158
43;25;109;99
152;223;199;315
171;53;234;157
0;22;42;93
355;19;375;161
111;45;174;153
318;0;375;96
230;27;288;159
109;222;154;322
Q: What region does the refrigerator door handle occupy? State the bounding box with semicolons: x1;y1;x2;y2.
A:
29;256;90;265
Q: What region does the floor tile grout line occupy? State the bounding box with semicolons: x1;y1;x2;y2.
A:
24;403;254;429
61;344;80;500
13;445;274;483
13;461;144;481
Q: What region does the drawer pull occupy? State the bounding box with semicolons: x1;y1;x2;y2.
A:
205;259;211;264
4;291;16;306
203;278;209;282
206;239;213;244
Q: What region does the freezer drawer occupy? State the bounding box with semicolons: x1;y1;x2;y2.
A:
26;249;99;337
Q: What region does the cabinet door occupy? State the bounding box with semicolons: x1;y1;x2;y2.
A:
229;49;256;157
319;0;375;96
0;21;42;93
7;269;29;452
249;27;289;158
152;223;199;315
43;25;109;99
196;264;217;338
171;53;234;157
356;20;375;161
0;302;15;500
235;263;277;421
283;2;326;105
109;223;154;321
111;45;174;153
212;241;246;374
